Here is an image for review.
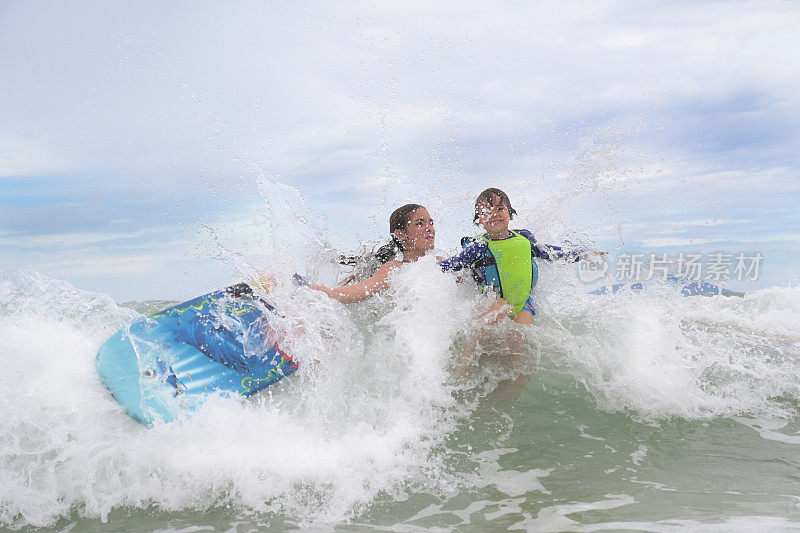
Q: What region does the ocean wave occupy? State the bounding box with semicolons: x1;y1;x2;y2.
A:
1;267;798;528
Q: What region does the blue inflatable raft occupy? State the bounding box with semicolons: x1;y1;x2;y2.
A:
96;283;298;425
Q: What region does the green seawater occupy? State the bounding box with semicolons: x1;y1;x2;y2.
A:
3;270;800;532
12;363;800;532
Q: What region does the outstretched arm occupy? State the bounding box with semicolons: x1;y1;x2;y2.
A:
310;261;400;303
536;243;607;263
439;239;485;272
516;229;600;262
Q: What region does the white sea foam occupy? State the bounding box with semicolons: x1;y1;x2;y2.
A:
535;264;800;421
3;173;800;528
2;258;799;528
0;267;474;528
732;416;800;445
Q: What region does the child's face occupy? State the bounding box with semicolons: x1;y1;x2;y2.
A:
476;196;511;236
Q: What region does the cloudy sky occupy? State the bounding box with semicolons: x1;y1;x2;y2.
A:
1;1;798;301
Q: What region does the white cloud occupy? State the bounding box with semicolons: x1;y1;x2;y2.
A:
1;1;799;297
735;233;800;245
667;218;754;228
28;254;158;277
0;138;72;177
632;231;800;249
595;30;651;49
0;230;146;249
635;236;729;248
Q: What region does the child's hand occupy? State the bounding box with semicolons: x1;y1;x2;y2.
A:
481;298;512;325
582;251;607;263
309;284;333;297
254;273;277;291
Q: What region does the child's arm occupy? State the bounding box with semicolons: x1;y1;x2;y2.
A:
438;239;486;272
310;261;399;303
515;229;585;262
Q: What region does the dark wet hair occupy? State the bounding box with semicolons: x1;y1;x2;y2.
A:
473;188;517;224
375;203;425;263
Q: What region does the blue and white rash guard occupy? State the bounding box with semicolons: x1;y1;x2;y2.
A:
438;228;584;285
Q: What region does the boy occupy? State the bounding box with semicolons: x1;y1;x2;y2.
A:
440;188;590;324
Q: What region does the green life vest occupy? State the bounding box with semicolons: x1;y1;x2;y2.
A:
479;230;536;315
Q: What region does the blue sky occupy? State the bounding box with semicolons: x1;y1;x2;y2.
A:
1;1;799;301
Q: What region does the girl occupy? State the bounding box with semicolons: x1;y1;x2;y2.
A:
311;203;435;303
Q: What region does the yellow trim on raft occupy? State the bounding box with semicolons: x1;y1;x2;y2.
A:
149;293;259;319
240;369;282;394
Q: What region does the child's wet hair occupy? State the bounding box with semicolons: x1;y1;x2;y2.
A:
374;203;425;262
473;188;517;224
389;203;424;234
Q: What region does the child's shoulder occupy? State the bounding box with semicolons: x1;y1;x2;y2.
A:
512;228;536;241
461;235;489;247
